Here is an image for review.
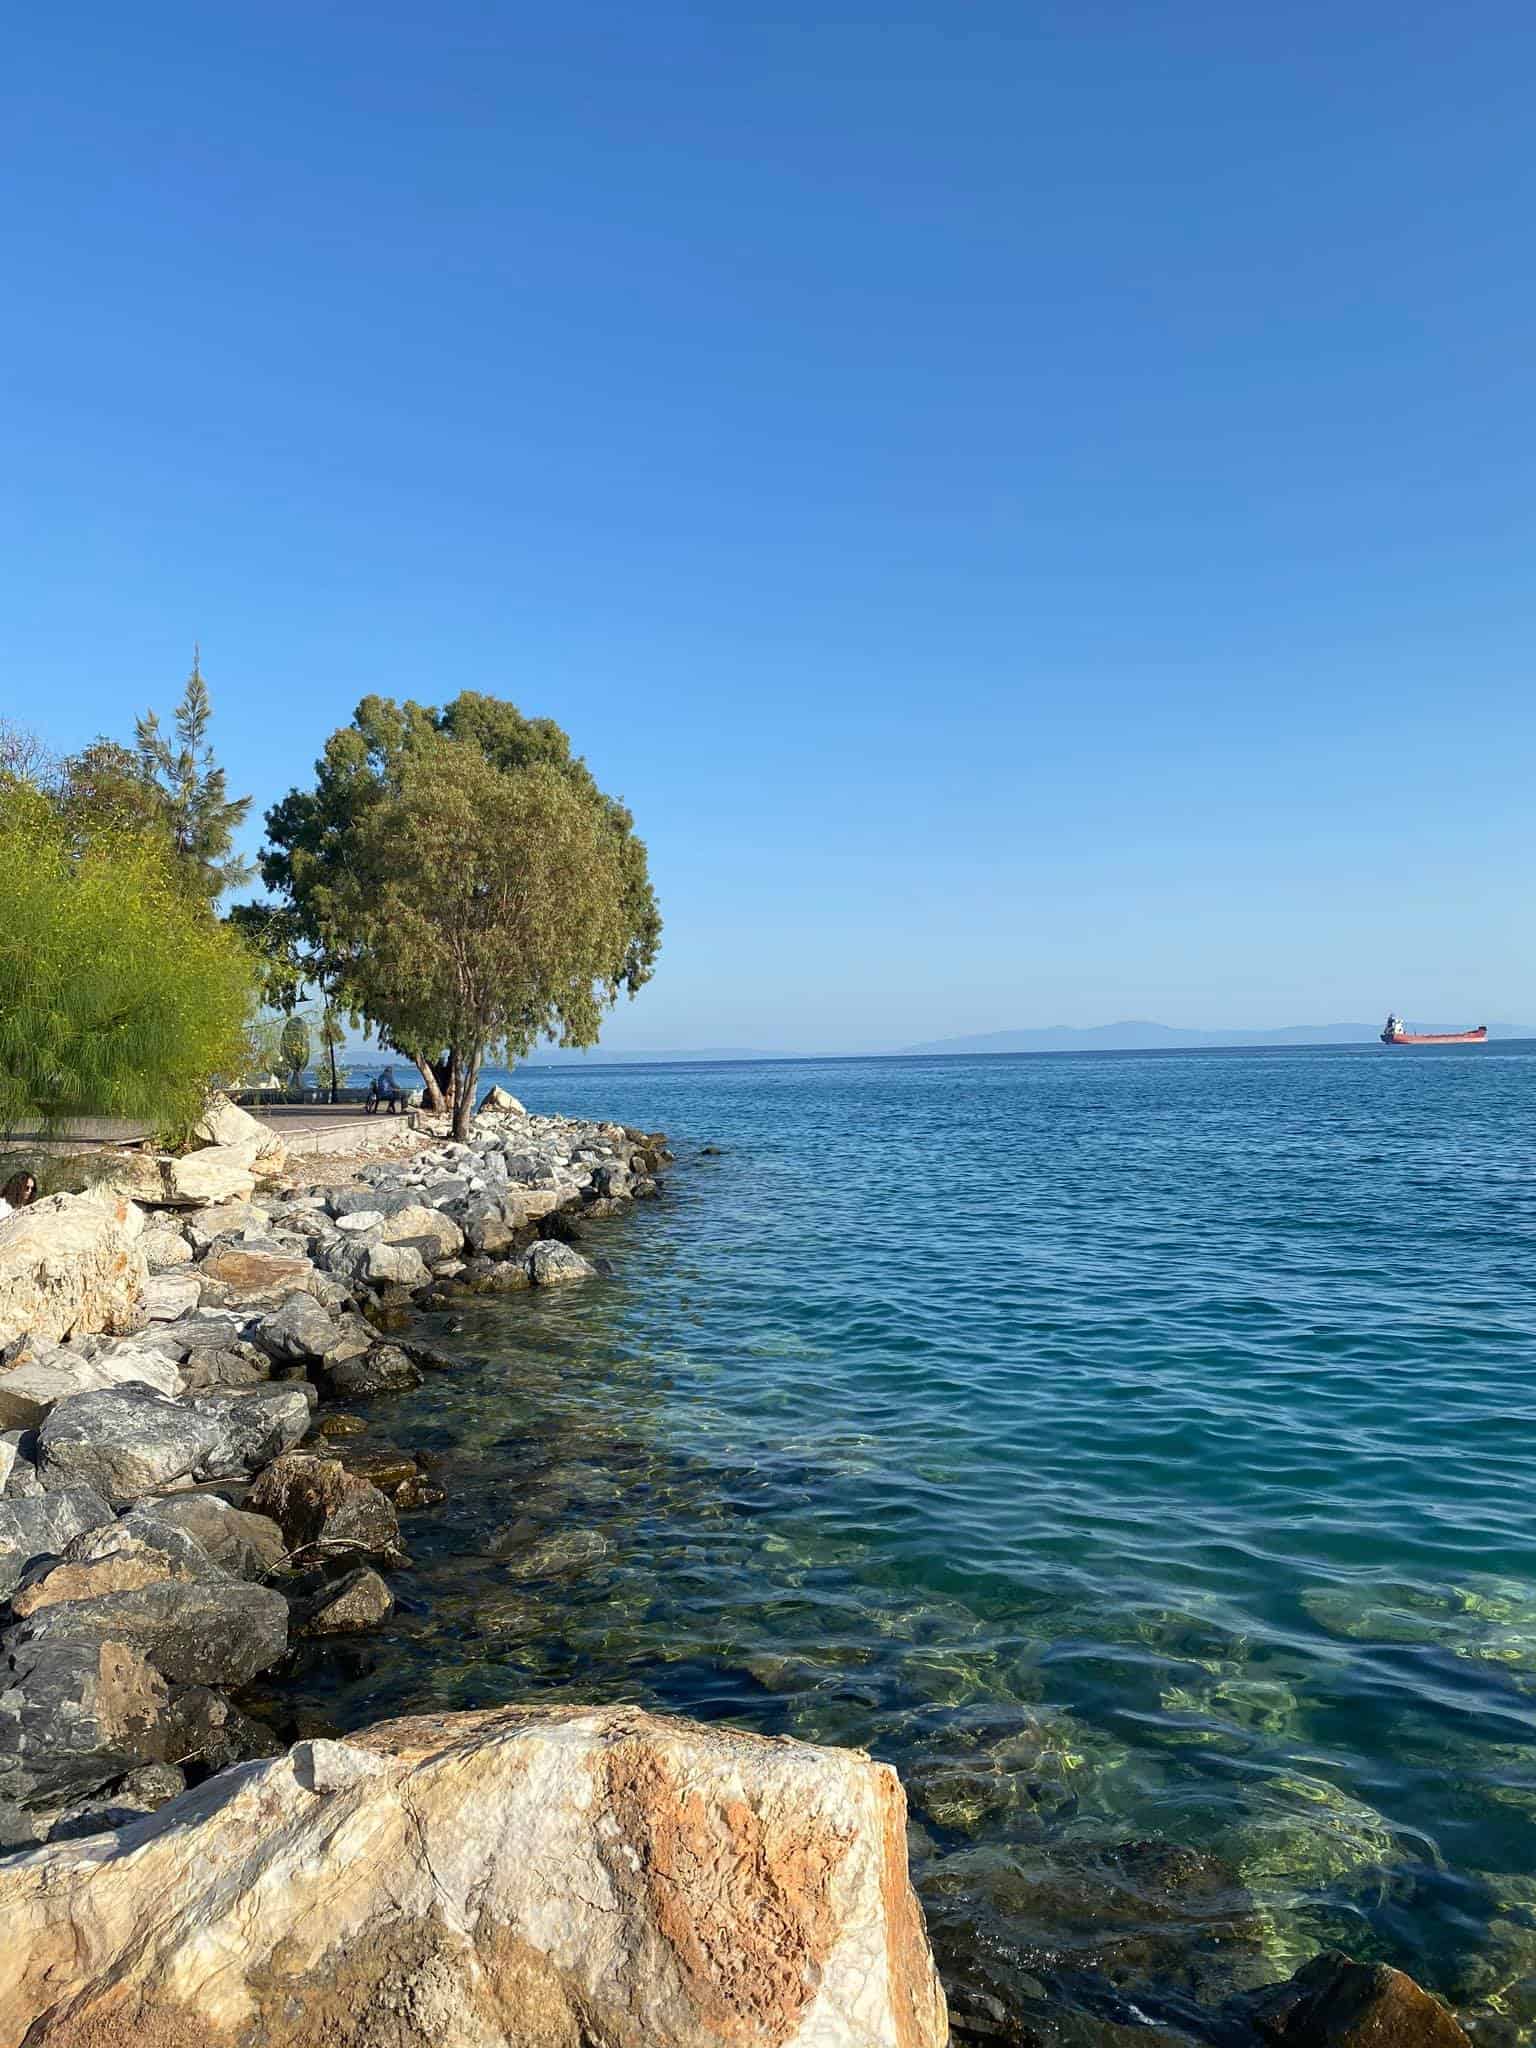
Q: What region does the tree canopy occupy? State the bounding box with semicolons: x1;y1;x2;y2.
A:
257;692;661;1133
0;781;256;1144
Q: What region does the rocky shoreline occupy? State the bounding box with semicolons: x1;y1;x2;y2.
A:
0;1088;673;1854
0;1094;1478;2047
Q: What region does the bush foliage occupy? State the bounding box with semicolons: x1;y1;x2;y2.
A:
0;783;256;1143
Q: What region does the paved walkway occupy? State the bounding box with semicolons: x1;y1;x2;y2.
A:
8;1103;424;1161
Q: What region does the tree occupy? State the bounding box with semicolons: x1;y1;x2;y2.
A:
0;782;256;1144
223;901;311;1015
0;721;60;792
317;1004;347;1103
258;693;661;1128
279;1015;311;1096
63;653;253;902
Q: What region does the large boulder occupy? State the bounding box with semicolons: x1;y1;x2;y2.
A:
0;1488;113;1600
164;1140;260;1206
0;1339;179;1432
323;1344;423;1399
130;1493;287;1580
197;1245;318;1301
0;1704;948;2048
247;1452;400;1561
192;1092;286;1168
528;1238;598;1286
182;1384;313;1476
252;1292;340;1366
36;1387;223;1504
479;1084;525;1113
8;1514;216;1618
0;1633;170;1841
363;1240;432;1289
0;1191;149;1350
6;1576;290;1688
376;1203;464;1258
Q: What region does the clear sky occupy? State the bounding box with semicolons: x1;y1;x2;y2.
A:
4;3;1531;1052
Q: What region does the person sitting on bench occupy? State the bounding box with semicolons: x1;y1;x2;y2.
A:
369;1065;402;1113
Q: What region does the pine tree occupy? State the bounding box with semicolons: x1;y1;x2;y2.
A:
130;650;254;901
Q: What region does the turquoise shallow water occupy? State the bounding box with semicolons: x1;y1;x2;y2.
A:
273;1045;1536;2040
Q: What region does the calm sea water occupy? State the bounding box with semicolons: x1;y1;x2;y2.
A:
271;1045;1536;2041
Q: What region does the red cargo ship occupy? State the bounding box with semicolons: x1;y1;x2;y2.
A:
1380;1014;1487;1045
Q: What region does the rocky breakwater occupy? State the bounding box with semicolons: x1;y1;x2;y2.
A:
0;1088;672;1852
0;1702;949;2047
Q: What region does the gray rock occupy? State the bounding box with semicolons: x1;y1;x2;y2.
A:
527;1240;598;1287
183;1385;313;1476
130;1495;287;1581
0;1487;114;1598
8;1576;289;1687
8;1516;218;1618
0;1431;42;1499
37;1388;222;1504
323;1345;422;1399
467;1255;531;1294
330;1186;417;1221
333;1210;385;1234
140;1226;193;1273
0;1632;170;1837
292;1566;394;1636
135;1309;250;1362
363;1241;431;1289
463;1199;519;1256
252;1293;338;1366
141;1273;202;1322
178;1343;271;1390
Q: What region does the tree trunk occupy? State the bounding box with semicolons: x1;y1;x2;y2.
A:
450;1054;481;1143
327;1040;339;1104
413;1058;445;1112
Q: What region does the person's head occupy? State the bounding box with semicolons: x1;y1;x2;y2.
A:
1;1171;38;1209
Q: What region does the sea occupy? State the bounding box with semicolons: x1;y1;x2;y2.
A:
267;1043;1536;2042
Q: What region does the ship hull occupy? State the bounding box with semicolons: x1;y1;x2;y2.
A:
1381;1027;1487;1045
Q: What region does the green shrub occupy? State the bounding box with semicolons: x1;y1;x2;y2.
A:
0;783;256;1145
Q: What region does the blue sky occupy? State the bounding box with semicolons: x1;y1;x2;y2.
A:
4;2;1531;1051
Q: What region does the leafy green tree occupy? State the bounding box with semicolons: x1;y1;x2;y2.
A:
63;654;252;902
259;693;660;1126
226;902;311;1015
0;783;256;1143
279;1015;311;1096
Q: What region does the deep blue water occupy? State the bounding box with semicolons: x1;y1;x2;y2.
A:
280;1045;1536;2040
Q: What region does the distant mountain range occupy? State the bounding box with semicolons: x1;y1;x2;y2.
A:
356;1020;1533;1073
901;1019;1533;1056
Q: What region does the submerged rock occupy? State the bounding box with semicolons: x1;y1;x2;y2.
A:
1250;1951;1471;2048
0;1703;947;2048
